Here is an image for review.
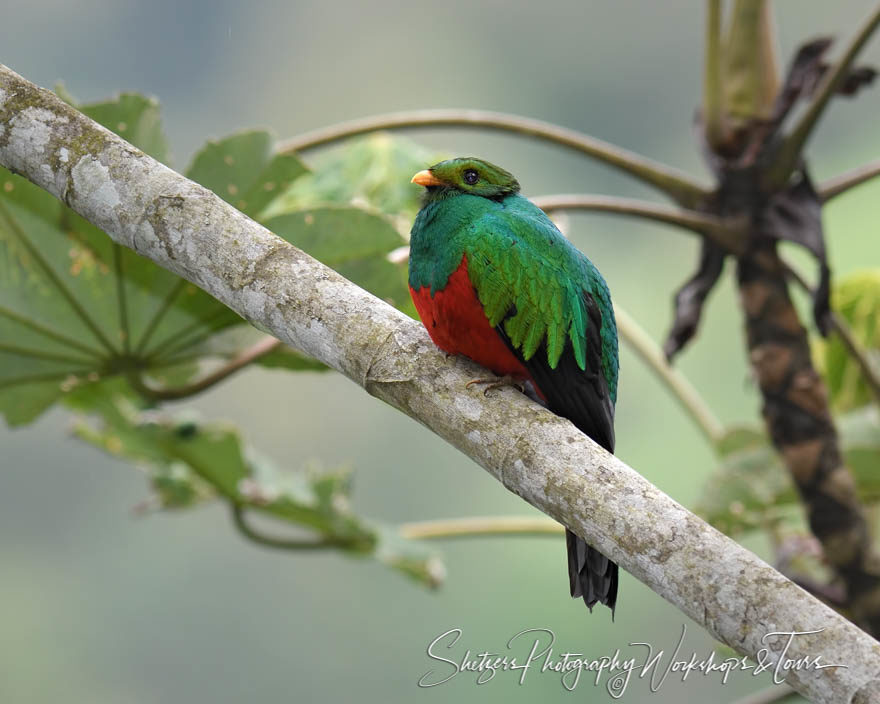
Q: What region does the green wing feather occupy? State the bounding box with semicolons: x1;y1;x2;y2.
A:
460;198;618;401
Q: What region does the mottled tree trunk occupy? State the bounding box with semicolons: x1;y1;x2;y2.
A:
737;242;880;632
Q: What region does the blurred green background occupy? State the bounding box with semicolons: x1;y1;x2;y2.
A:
3;1;880;702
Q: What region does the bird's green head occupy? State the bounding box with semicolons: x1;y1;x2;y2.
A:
411;157;520;202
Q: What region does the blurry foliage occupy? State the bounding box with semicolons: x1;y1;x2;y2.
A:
815;270;880;412
697;406;880;536
0;90;436;583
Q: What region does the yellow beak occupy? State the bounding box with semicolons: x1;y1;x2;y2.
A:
411;169;444;187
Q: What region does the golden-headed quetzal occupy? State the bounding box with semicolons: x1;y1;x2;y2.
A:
408;157;619;612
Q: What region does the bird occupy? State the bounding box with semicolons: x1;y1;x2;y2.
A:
408;157;620;613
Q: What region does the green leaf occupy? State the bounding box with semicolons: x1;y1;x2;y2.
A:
265;132;444;224
265;206;411;309
80;93;171;163
0;99;340;425
815;270;880;412
73;401;443;586
185;130;309;218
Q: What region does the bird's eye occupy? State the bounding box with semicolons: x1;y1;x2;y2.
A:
463;169;479;185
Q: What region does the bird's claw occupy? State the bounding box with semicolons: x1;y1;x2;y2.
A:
465;375;525;396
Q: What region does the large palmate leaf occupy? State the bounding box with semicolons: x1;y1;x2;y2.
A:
185;130;308;219
0;93;421;425
264;206;411;311
266;133;444;227
814;270;880;412
72;393;443;588
0;96;280;425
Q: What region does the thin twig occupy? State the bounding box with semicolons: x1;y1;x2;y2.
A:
613;305;726;446
399;516;563;540
820;159;880;202
277;109;711;207
231;504;336;550
135;336;281;401
767;5;880;187
531;193;745;253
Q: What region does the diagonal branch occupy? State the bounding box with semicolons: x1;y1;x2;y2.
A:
767;5;880;188
278;109;712;207
3;64;880;704
820;160;880;202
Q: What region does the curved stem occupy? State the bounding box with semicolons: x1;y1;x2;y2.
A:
531;193;745;253
614;304;726;446
134;336;281;401
278;109;711;207
767;4;880;188
231;504;337;550
820;159;880;202
399;516;563;540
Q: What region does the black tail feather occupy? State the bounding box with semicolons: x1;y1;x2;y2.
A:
566;529;618;613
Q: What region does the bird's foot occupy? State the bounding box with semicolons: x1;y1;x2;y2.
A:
465;375;525;396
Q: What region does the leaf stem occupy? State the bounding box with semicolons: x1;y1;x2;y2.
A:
135;336;281;401
399;516;563;540
819;159;880;202
0;342;97;366
614;304;726;446
531;193;746;253
0;305;105;359
133;279;187;356
0;199;118;355
230;504;338;550
278;109;711;207
112;244;131;355
767;4;880;188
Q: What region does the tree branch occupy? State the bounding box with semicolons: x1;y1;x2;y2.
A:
278;109;712;207
531;193;747;254
766;5;880;188
820;160;880;202
3;64;880;704
532;191;880;412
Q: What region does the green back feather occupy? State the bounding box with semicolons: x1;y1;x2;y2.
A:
409;159;618;402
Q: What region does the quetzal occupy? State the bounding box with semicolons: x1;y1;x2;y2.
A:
408;157;620;612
